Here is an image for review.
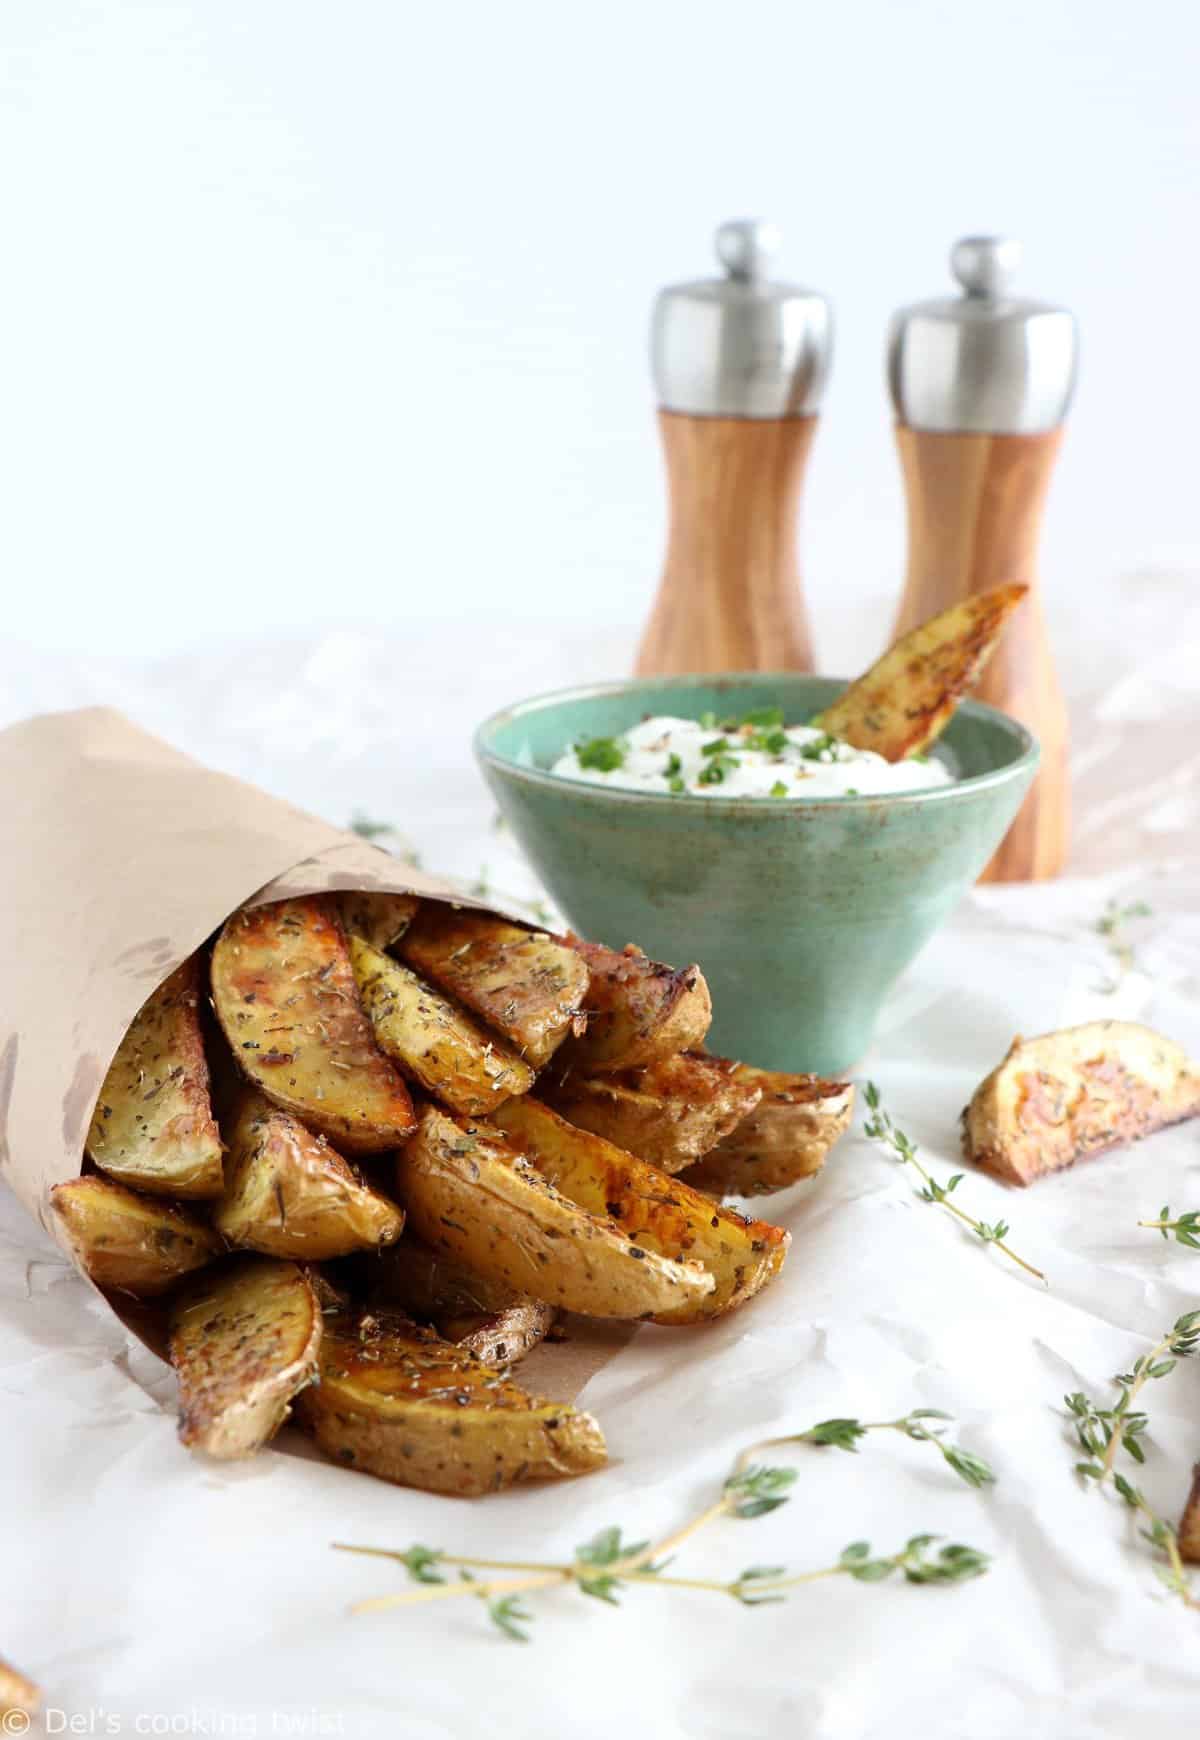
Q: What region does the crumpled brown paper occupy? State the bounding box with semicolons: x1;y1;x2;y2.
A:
0;706;629;1394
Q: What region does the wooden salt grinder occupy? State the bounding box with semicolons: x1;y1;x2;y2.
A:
635;220;832;676
889;237;1079;882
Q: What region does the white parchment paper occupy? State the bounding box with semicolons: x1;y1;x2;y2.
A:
2;599;1199;1740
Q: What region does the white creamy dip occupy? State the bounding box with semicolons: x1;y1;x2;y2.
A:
551;711;954;799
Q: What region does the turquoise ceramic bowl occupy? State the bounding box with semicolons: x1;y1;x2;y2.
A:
475;674;1038;1074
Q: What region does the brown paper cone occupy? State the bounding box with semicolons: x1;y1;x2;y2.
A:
0;706;631;1397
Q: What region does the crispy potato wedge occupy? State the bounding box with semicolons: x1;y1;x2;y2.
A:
0;1658;40;1720
1179;1465;1200;1564
963;1020;1200;1186
297;1308;605;1494
349;936;534;1115
51;1175;221;1297
214;1089;404;1259
336;890;419;949
438;1299;557;1365
814;583;1028;761
86;956;223;1198
679;1066;854;1197
491;1097;789;1323
370;1238;555;1363
399;904;588;1067
556;939;713;1073
170;1257;322;1459
397;1104;715;1318
545;1051;762;1173
211;897;416;1155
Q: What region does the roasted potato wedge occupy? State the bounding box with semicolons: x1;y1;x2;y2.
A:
86;956;223;1198
349;936;534;1115
438;1298;557;1365
336;890;419;949
0;1658;39;1720
399;904;588;1067
297;1308;605;1494
214;1089;404;1258
545;1051;762;1173
211;897;416;1155
964;1021;1200;1186
814;583;1027;761
492;1097;789;1323
397;1104;715;1318
556;939;713;1073
170;1257;321;1459
680;1066;854;1197
1180;1465;1200;1564
51;1175;221;1297
370;1238;555;1363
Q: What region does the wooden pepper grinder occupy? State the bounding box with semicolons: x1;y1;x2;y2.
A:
889;236;1078;881
635;219;832;675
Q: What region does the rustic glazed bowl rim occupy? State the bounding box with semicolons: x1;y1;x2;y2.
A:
474;672;1040;813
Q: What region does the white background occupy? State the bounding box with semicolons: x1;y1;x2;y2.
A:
2;0;1198;662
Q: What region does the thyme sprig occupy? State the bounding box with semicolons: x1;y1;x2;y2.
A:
862;1083;1045;1283
1139;1207;1200;1250
791;1409;995;1489
335;1434;989;1640
1066;1310;1200;1609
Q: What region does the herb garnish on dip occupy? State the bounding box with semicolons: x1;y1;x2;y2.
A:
552;708;952;800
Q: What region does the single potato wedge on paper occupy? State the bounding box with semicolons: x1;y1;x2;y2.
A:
51;1175;221;1297
557;939;713;1073
0;1658;40;1720
545;1051;762;1173
349;936;534;1115
370;1238;555;1365
814;583;1027;761
336;890;419;950
492;1097;789;1323
86;955;223;1198
963;1021;1200;1186
297;1309;605;1495
1179;1466;1200;1564
680;1066;854;1198
214;1090;404;1259
170;1256;322;1459
397;1104;715;1319
211;897;416;1155
399;904;588;1068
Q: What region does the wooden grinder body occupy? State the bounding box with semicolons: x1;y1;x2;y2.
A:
893;423;1069;882
635;410;818;676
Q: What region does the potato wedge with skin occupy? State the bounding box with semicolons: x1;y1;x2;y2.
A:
86;956;223;1198
297;1308;605;1495
336;890;419;950
399;904;588;1068
545;1051;762;1173
397;1104;715;1318
214;1089;404;1259
491;1097;789;1323
51;1175;221;1297
349;936;534;1115
1179;1465;1200;1564
211;897;416;1155
963;1021;1200;1187
0;1658;40;1720
680;1066;854;1198
170;1257;321;1458
556;939;713;1073
369;1238;555;1363
814;583;1028;761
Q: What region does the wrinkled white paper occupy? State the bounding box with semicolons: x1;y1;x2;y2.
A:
3;600;1199;1740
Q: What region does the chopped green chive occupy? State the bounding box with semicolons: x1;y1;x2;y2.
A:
742;707;784;729
701;737;730;758
770;780;789;797
576;736;626;772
